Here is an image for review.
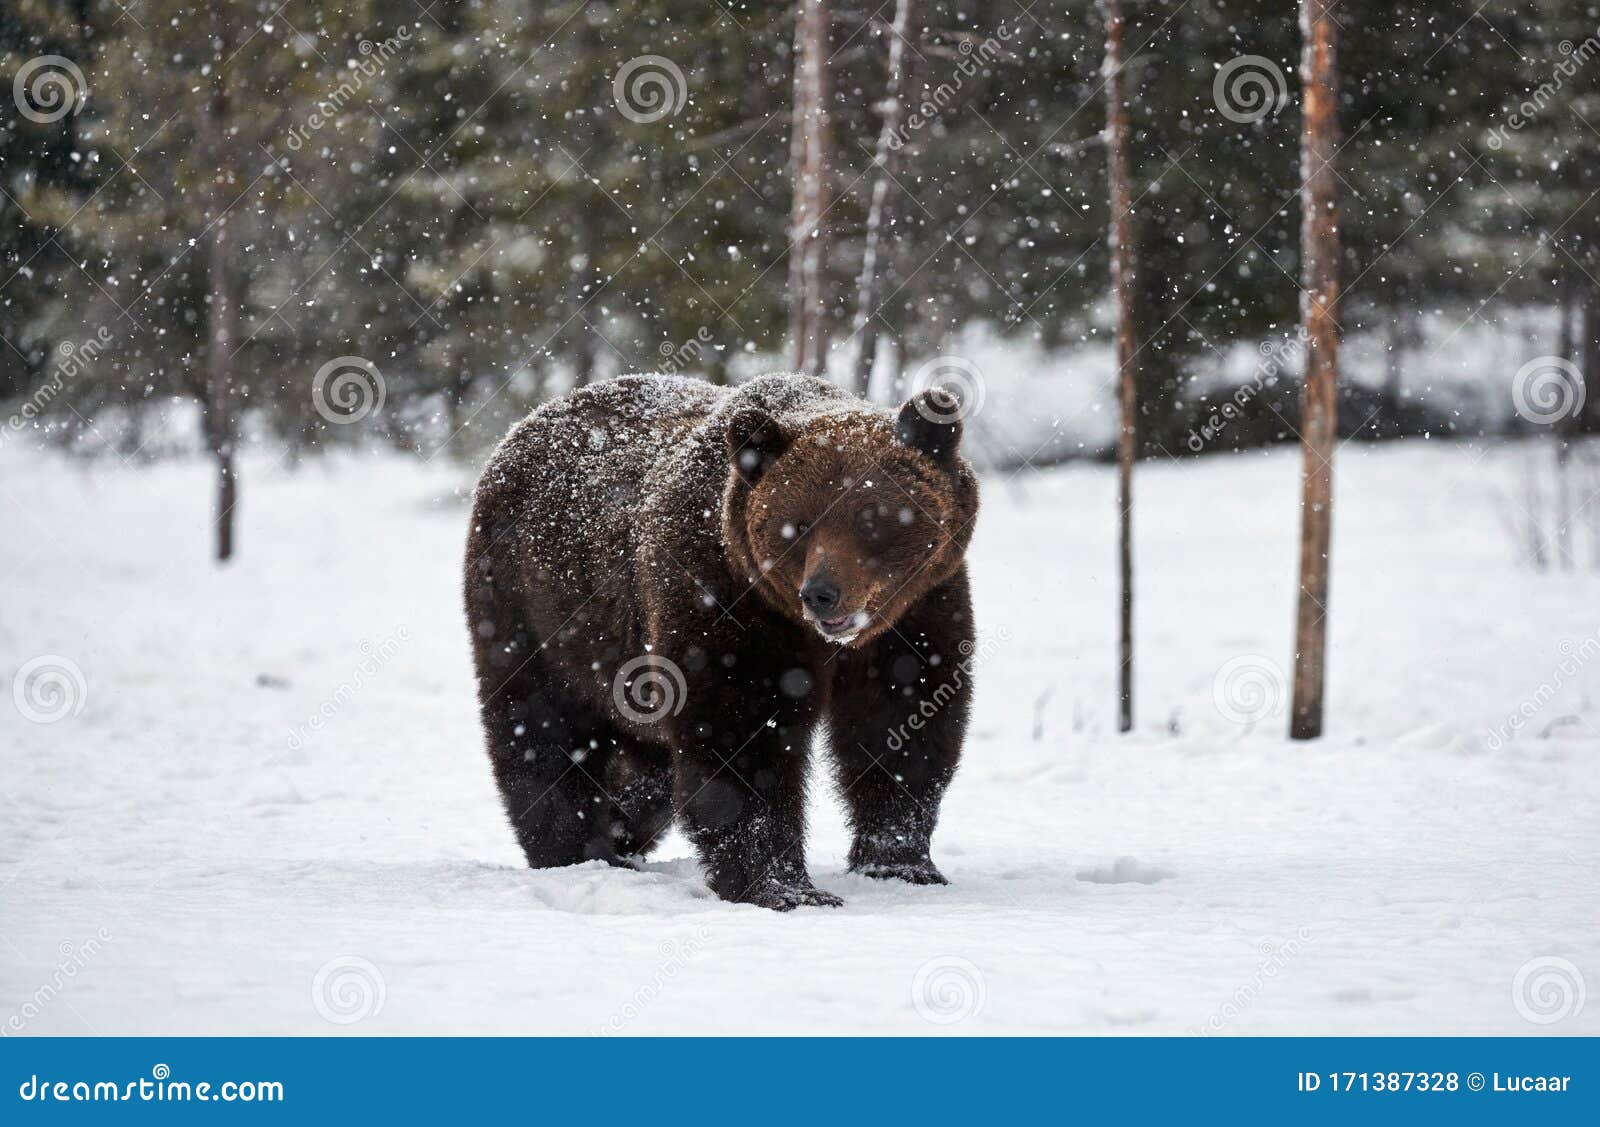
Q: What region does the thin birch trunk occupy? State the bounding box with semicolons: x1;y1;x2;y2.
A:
1104;0;1137;733
789;0;833;377
207;0;240;563
1555;283;1576;570
849;0;919;398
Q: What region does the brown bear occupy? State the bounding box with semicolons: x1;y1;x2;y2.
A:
463;373;978;910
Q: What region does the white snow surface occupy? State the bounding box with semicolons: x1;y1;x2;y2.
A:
1;437;1595;1036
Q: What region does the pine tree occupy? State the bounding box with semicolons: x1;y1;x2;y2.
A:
49;0;379;554
0;1;95;403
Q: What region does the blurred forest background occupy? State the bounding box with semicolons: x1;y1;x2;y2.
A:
3;0;1598;471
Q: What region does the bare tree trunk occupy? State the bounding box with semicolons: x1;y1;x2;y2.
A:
573;335;598;388
1588;445;1600;572
1523;450;1549;571
849;0;919;398
1290;0;1341;740
789;0;833;378
1554;442;1574;570
1555;281;1576;570
1558;279;1577;366
445;354;473;461
206;1;239;563
573;15;604;390
1583;287;1599;435
1104;0;1136;734
1383;311;1405;405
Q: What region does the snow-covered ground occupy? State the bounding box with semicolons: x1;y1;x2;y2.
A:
1;435;1595;1035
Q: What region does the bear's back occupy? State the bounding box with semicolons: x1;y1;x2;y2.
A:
479;373;854;548
477;374;722;552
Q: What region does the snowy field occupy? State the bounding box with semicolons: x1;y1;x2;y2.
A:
2;436;1595;1036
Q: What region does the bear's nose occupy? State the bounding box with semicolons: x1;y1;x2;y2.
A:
799;577;841;615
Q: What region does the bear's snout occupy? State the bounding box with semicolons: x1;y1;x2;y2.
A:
799;572;868;642
799;576;842;615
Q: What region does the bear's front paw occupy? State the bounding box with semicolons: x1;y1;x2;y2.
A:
724;876;844;911
851;857;949;885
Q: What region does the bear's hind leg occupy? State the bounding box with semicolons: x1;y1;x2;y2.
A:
605;740;675;861
473;638;627;868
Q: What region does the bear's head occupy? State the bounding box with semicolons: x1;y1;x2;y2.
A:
723;388;979;647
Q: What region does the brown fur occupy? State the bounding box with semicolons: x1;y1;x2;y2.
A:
464;373;979;910
725;406;975;648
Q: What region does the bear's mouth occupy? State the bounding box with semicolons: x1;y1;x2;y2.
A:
810;609;869;643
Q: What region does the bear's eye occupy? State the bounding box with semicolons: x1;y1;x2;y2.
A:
781;521;810;541
855;505;885;541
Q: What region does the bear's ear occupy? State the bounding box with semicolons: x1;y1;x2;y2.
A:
725;406;790;481
895;389;963;462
